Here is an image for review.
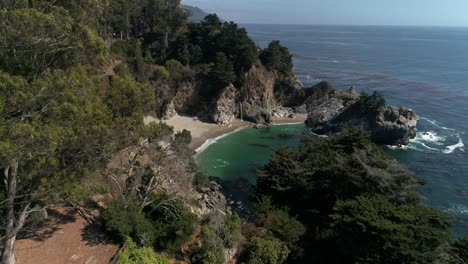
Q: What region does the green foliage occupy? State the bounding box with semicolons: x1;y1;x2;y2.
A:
252;126;457;263
103;193;196;253
145;193;197;253
180;14;258;88
0;66;119;205
134;40;146;81
222;214;243;248
329;194;453;263
118;237;169;264
260;41;293;74
193;172;211;190
150;65;170;82
246;235;290;264
106;76;156;117
0;8;105;78
103;198;156;246
165;59;185;81
209;52;236;89
358;91;387;115
257;127;419;224
263;209;305;257
110;40;137;58
191;226;225;264
174;129;192;148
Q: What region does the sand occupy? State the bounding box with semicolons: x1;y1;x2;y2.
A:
146;114;307;151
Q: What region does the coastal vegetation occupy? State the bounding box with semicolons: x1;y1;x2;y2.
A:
0;0;466;264
250;127;464;263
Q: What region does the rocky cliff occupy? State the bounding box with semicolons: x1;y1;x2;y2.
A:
157;66;419;146
305;82;419;145
162;64;301;125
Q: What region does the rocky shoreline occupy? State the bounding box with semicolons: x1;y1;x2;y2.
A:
158;63;419;146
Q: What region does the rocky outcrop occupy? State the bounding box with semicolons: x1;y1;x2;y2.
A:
206;65;301;125
240;65;281;123
306;83;419;145
372;106;419;145
210;84;239;125
162;100;177;120
305;82;359;129
195;181;228;215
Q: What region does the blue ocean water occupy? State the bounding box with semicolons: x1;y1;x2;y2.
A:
198;25;468;236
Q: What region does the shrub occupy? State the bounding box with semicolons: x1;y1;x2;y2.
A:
118;237;169;264
222;214;243;248
145;193;197;254
194;172;211;190
246;235;290;264
103;198;155;247
165;59;184;81
191;226;225;264
151;65;170;82
263;209;305;257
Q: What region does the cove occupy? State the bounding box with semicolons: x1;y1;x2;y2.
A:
195;123;307;205
196;123;468;236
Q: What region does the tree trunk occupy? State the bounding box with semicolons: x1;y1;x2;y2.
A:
1;161;18;264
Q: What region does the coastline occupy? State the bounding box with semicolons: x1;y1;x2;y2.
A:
146;114;307;152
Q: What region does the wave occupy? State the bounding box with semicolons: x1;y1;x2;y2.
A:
417;131;446;145
292;54;341;64
213;158;231;169
195;127;248;154
443;138;465;154
420;117;457;131
388;116;464;154
445;204;468;216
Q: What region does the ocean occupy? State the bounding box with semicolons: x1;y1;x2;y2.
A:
196;25;468;236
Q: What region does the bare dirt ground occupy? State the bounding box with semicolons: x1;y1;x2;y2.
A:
15;208;118;264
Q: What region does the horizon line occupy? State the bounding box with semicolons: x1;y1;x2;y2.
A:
233;22;468;29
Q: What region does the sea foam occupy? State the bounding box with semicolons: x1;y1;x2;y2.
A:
443;138;465;154
417;131;446;145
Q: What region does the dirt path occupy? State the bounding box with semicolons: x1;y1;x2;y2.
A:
15;208;118;264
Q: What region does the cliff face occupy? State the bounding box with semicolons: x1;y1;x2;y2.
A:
163;64;302;125
239;65;281;123
211;83;238;125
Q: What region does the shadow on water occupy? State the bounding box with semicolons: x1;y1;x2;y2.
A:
210;176;255;219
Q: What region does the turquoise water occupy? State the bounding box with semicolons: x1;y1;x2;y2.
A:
195;124;306;203
197;25;468;237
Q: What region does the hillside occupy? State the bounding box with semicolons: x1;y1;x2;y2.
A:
0;1;467;264
182;4;210;23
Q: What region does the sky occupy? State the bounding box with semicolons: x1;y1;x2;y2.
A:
181;0;468;27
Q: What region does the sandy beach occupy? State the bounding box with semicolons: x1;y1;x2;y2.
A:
145;114;307;151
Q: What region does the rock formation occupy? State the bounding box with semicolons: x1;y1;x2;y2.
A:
155;64;419;145
210;83;238;125
305;82;419;145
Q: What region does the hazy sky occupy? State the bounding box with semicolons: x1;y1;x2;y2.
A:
182;0;468;26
